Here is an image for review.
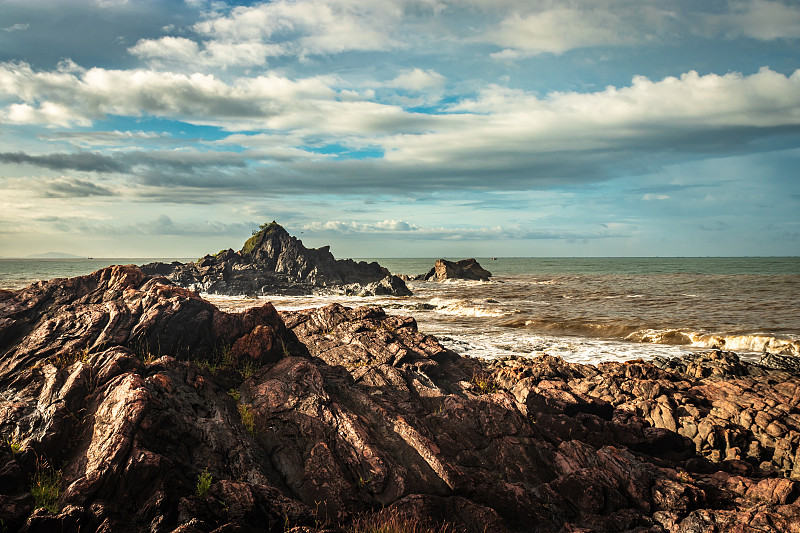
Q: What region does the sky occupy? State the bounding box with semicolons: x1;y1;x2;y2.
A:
0;0;799;258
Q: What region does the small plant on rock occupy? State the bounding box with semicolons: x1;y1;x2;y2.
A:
239;358;258;378
471;368;499;395
229;389;255;435
280;338;291;357
4;438;21;455
196;469;213;498
238;403;255;435
49;347;90;369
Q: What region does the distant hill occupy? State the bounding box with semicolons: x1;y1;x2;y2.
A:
25;252;83;259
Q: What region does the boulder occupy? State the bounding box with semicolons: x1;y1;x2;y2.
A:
422;258;492;282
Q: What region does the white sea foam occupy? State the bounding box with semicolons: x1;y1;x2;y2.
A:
430;327;693;364
428;297;515;318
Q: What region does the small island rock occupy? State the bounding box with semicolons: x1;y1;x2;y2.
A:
141;221;411;297
423;258;492;282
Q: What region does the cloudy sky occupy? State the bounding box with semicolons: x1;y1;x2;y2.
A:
1;0;799;258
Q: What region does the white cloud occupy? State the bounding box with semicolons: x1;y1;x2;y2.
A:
130;36;201;63
129;36;286;68
486;8;630;55
297;219;616;241
384;68;800;167
192;0;403;58
389;68;446;91
6;102;92;128
2;23;29;32
301;219;420;234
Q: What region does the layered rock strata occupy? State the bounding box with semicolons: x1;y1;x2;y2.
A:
0;267;799;532
141;222;411;297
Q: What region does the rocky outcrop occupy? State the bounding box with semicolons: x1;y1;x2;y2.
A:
422;258;492;282
1;268;800;532
141;221;411;297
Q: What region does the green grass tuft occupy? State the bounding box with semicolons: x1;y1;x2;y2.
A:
471;367;499;395
238;403;255;435
4;438;21;455
49;347;90;369
30;462;61;513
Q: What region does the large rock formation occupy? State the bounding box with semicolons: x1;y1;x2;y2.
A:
141;221;411;297
422;258;492;282
1;267;800;532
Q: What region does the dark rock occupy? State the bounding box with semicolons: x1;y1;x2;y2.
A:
140;221;411;297
422;258;492;282
758;352;800;374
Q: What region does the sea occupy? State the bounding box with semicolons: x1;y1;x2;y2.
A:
1;257;798;365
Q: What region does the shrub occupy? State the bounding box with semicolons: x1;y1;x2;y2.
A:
196;470;213;498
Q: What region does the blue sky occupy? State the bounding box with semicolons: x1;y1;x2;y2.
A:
0;0;799;258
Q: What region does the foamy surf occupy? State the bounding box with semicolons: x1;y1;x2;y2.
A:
428;297;516;318
430;327;695;364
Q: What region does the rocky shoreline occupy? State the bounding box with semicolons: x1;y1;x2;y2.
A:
1;266;799;532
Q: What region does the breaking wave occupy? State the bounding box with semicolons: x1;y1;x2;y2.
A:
502;318;800;356
429;297;516;318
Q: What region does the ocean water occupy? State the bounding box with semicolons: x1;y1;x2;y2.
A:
1;257;798;364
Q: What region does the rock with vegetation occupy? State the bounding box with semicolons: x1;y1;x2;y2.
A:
1;268;800;532
421;258;492;282
141;221;411;297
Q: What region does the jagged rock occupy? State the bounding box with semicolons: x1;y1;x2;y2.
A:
141;221;411;297
2;269;800;532
337;275;413;297
758;352;800;374
422;258;492;282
